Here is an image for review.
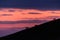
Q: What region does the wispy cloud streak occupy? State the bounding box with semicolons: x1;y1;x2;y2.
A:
0;20;48;24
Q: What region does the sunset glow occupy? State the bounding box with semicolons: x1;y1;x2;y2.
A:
0;8;59;29
0;8;60;21
0;8;60;37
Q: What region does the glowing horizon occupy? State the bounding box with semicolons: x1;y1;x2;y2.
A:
0;8;59;21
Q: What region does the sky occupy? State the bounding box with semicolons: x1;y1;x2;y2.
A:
0;0;60;10
0;0;60;30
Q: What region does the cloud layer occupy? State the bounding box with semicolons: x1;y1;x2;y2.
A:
0;8;60;21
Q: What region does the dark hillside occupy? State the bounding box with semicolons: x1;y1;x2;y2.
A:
0;19;60;40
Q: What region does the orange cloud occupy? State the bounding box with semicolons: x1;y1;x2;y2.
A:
0;8;60;21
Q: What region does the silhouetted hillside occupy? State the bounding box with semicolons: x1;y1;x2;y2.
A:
0;19;60;40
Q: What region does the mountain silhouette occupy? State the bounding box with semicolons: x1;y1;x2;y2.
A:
0;19;60;40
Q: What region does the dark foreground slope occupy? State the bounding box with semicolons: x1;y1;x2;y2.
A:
0;19;60;40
